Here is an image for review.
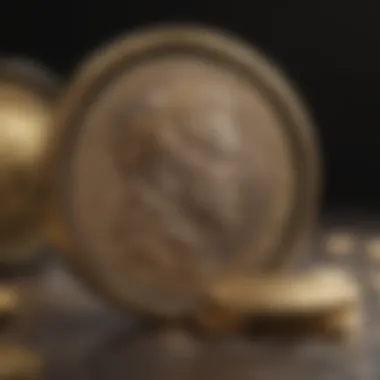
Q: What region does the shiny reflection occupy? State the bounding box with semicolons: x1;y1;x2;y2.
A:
0;60;58;265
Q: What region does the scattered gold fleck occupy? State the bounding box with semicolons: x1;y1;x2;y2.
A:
0;286;19;314
371;273;380;292
366;238;380;262
324;233;354;256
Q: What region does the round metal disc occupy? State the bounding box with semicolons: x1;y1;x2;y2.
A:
49;25;320;318
0;58;60;263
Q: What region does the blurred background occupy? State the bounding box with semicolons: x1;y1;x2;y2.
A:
0;0;373;215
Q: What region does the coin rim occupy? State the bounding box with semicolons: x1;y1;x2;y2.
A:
48;24;321;318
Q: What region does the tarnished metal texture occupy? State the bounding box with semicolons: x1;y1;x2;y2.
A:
16;216;376;380
48;25;321;320
0;58;59;265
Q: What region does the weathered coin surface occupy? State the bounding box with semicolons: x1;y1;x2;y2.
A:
49;26;320;318
0;59;59;263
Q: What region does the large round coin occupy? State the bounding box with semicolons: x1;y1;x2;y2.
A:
49;26;320;318
0;58;59;263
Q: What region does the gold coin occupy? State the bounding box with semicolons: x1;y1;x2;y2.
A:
49;26;320;318
0;59;59;263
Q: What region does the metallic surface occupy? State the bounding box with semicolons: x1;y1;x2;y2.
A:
9;215;377;380
49;26;320;318
0;59;59;263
